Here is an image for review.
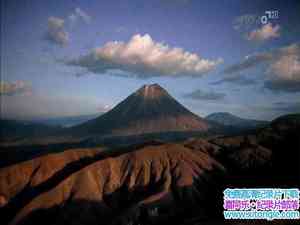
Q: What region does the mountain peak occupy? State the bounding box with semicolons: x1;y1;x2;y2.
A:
136;83;169;99
72;84;210;136
205;112;268;128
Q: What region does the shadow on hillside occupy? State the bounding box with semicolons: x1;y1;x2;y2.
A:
1;140;171;224
0;139;96;168
0;126;250;169
3;161;224;225
8;185;297;225
0;136;168;168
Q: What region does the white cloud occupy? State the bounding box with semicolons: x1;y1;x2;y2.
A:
222;43;300;92
48;17;64;30
0;80;32;96
66;34;223;78
269;54;300;81
69;7;91;24
247;23;280;41
265;44;300;92
47;17;69;46
183;89;226;101
46;8;91;46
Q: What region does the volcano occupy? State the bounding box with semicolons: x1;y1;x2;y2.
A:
72;84;209;136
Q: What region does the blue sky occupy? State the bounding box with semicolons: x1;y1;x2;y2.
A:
1;0;300;120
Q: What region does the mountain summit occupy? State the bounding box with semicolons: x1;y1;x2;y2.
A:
205;112;268;129
136;84;170;99
72;84;210;136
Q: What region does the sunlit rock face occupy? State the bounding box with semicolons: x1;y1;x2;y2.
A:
0;143;225;225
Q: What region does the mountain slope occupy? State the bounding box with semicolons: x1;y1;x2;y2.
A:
71;84;210;136
0;142;225;225
205;112;268;129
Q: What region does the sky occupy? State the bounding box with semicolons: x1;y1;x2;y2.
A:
1;0;300;120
